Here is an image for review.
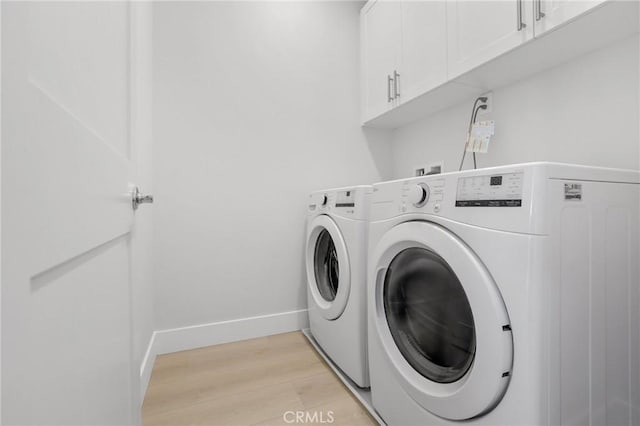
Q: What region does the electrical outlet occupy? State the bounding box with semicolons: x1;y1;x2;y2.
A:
414;161;444;177
478;91;493;115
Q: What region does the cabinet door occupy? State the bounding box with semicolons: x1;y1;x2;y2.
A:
533;0;605;35
399;1;448;103
361;0;402;122
447;0;534;79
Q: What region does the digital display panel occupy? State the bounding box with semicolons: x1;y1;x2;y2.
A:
455;172;523;207
336;190;355;208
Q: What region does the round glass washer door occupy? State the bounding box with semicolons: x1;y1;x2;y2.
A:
384;247;476;385
306;215;350;320
370;221;513;420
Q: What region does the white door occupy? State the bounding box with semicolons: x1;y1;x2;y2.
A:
2;2;147;424
533;0;605;35
447;0;534;79
361;0;402;123
399;1;448;104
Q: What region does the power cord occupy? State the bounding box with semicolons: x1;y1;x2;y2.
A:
458;97;488;171
470;103;487;169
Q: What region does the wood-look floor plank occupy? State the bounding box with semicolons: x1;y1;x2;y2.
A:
144;380;305;426
143;331;377;426
292;371;353;409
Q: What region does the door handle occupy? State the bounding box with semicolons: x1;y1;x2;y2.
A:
517;0;526;31
132;187;154;211
536;0;545;21
387;74;394;103
393;70;400;100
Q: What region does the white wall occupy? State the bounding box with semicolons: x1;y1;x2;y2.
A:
391;34;640;178
152;2;390;333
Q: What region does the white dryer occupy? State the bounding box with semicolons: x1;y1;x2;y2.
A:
367;163;640;425
306;186;372;388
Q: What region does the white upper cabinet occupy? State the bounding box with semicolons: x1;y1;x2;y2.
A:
399;1;448;104
533;0;606;35
361;0;638;128
447;0;534;79
361;0;448;124
361;0;402;121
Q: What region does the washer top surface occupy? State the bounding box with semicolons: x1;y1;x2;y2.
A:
369;162;639;235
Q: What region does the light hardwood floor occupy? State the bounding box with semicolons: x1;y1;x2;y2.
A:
143;331;378;426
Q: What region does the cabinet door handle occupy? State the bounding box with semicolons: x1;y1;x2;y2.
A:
536;0;545;21
387;74;394;103
517;0;526;31
393;70;400;99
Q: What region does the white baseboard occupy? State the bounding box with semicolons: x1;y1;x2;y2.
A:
139;332;157;400
139;309;309;400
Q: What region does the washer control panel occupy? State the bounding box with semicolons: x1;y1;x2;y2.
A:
370;165;540;234
456;172;523;207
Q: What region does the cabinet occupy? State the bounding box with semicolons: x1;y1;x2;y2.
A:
361;0;402;121
361;0;447;123
447;0;534;79
400;1;448;103
361;0;638;128
533;0;606;35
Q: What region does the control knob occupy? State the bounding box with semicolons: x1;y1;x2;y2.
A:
408;183;430;207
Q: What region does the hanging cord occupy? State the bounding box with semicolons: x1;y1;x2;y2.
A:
470;104;486;169
458;97;488;171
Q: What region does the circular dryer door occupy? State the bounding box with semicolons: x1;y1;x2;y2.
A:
371;221;513;420
306;215;350;320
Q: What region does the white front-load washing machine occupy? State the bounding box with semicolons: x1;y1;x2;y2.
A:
306;185;372;388
368;162;640;425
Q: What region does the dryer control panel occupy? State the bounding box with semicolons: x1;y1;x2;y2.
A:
307;186;372;220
